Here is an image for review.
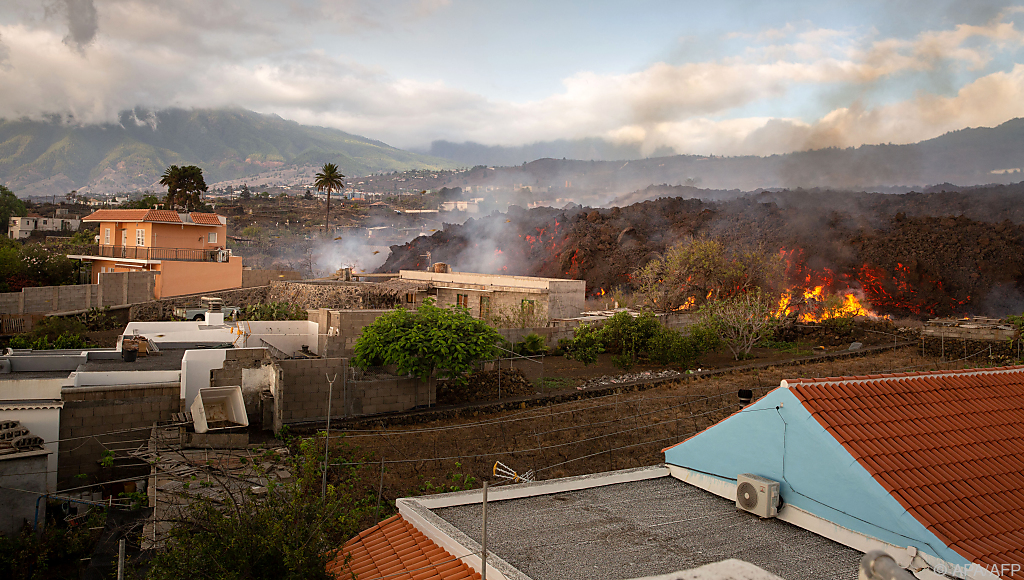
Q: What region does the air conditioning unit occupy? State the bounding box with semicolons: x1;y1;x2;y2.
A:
736;473;780;518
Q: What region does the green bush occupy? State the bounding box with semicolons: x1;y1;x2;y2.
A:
513;333;546;356
562;312;716;370
239;302;308;321
10;331;90;350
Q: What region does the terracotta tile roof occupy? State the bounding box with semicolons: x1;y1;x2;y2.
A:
327;515;481;580
83;209;182;223
788;366;1024;575
188;212;222;225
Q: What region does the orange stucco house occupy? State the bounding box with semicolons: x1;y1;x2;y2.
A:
69;209;243;299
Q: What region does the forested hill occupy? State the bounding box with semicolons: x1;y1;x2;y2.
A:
0;107;456;196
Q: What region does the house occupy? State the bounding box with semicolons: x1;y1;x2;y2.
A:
663;366;1024;578
0;422;52;535
398;267;586;322
67;209;243;298
8;215;82;239
332;366;1024;580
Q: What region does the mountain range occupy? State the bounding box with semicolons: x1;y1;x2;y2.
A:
429;119;1024;191
4;107;1024;198
0;108;456;197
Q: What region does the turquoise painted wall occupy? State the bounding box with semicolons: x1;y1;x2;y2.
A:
663;387;970;566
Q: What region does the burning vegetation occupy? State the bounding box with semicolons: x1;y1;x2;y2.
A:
379;186;1024;319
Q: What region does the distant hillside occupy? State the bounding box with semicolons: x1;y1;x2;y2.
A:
429;118;1024;191
0;108;457;196
427;138;677;166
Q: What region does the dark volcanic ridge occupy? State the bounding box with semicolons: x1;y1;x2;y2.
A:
377;182;1024;318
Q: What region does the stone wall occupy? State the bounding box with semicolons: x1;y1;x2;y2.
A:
242;269;303;288
128;285;271;321
274;358;431;427
921;336;1021;359
58;383;180;487
267;281;365;310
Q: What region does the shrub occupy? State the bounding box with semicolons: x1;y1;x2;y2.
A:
513;333;546;356
239;302;308;321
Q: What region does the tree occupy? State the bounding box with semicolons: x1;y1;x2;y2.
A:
697;290;780;360
314;163;345;235
0;184;27;231
240;184;252;200
303;188;314;200
634;237;784;311
119;194;161;209
146;439;372;580
353;298;501;386
160;165;208;211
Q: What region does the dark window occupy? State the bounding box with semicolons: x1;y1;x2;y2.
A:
457;294;469;308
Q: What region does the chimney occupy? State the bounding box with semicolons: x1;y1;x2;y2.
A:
738;389;753;407
201;297;225;325
432;262;451;273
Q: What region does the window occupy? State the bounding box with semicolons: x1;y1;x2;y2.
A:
479;296;491;319
521;299;536;315
104;228;111;244
405;293;415;304
208;232;217;243
136;228;145;246
456;294;469;308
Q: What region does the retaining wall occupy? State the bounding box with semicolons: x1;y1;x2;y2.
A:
128;285;272;321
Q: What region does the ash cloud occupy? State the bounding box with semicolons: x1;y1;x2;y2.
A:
46;0;98;52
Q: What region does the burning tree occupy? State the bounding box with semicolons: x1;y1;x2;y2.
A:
697;289;780;360
633;237;784;312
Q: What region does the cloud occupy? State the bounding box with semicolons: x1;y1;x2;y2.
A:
1;3;1023;159
44;0;98;52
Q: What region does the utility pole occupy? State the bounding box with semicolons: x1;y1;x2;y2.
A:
322;373;338;499
481;481;488;580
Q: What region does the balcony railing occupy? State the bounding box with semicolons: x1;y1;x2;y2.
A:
77;244;224;262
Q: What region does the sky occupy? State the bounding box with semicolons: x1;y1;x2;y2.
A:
1;0;1024;156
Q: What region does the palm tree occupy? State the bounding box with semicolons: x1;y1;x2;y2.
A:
160;165;208;211
314;163;345;235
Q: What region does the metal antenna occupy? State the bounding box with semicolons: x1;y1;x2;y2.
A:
493;461;534;484
322;373;338;499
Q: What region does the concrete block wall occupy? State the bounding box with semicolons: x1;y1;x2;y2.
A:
210;348;274;427
276;358;347;424
58;383;180;487
275;357;433;425
0;271;156;315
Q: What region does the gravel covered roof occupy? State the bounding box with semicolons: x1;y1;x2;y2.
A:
433;475;861;580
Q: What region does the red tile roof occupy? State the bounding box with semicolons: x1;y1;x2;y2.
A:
188;212;222;225
83;209;182;223
328;515;481;580
788;366;1024;575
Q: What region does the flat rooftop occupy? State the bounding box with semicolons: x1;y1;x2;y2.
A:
432;475;861;580
78;349;187;372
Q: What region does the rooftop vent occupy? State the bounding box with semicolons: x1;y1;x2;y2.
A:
738;389;753;406
200;297;225;325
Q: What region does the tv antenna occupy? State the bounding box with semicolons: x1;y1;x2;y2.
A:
493;461;534;484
